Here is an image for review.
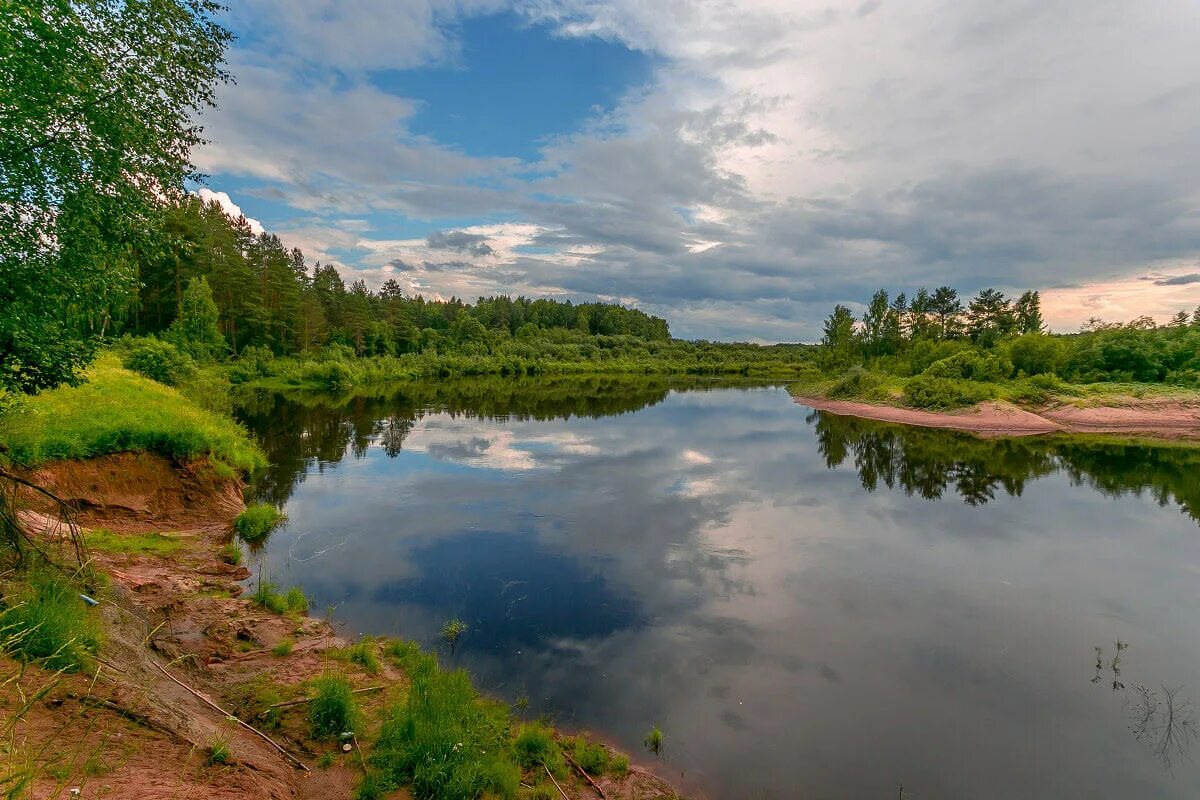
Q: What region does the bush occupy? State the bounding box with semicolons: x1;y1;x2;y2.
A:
310;672;360;738
234;503;285;542
122;338;196;386
921;350;1011;382
0;572;102;672
826;366;888;401
903;375;995;409
514;724;563;773
1005;333;1064;376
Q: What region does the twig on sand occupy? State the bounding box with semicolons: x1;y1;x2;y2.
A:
563;751;607;799
545;764;569;799
152;660;309;771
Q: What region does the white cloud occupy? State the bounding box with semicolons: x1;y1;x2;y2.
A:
195;188;264;235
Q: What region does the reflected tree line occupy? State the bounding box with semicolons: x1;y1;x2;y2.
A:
809;412;1200;522
235;375;742;504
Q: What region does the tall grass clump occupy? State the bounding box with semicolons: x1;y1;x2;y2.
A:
0;353;264;473
233;503;285;542
0;572;102;672
250;582;309;615
826;366;889;401
309;672;360;739
369;644;520;800
903;375;995;410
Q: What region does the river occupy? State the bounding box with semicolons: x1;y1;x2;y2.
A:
235;377;1200;799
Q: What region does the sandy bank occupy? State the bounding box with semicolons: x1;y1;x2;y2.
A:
794;396;1200;439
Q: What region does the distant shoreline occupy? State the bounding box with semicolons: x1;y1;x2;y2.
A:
793;395;1200;440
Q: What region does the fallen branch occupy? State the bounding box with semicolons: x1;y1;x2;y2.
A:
152;660;309;771
544;764;569;800
564;751;608;799
263;685;384;713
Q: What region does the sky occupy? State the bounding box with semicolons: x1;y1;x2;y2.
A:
194;1;1200;342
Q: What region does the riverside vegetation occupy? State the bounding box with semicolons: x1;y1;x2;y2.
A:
798;286;1200;411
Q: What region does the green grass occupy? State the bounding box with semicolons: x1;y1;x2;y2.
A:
0;572;102;672
440;617;467;647
84;528;184;556
337;638;380;674
218;541;243;565
309;672;360;739
250;582;309;615
206;737;231;766
565;735;622;777
271;637;294;657
0;353;264;472
233;503;285;542
644;725;663;755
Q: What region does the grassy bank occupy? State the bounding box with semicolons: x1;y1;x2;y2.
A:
0;353;264;473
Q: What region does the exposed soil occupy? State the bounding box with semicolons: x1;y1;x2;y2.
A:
6;453;685;800
794;396;1200;439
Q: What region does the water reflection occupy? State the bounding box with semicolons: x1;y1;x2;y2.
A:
233;383;1200;799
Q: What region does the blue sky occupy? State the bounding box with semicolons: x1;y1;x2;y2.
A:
196;1;1200;341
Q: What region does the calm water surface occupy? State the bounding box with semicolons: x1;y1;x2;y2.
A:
236;379;1200;799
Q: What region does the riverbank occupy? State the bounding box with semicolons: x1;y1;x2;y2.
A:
0;360;688;799
3;452;686;799
794;394;1200;439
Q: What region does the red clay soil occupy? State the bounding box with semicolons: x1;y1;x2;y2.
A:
795;396;1200;439
6;453;685;800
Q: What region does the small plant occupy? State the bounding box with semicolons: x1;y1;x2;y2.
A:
644;725;663;755
441;617;467;647
341;638;380;674
206;737;231;766
610;753;629;776
309;672;359;739
0;572;102;672
317;752;336;770
219;541;243;565
271;638;294;657
251;581;309;615
514;723;564;775
234;503;285;542
568;736;611;775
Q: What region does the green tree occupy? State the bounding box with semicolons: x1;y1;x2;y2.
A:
1014;290;1045;334
822;305;859;364
167;276;225;360
861;290;891;355
966;288;1015;347
0;0;231;392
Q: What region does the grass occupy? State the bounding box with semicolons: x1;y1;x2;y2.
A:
338;638;380;674
565;735;625;777
250;582;309;615
644;725;663;756
218;541;242;565
309;672;360;739
206;737;231;766
514;723;564;775
0;571;102;672
0;353;264;473
271;638;294;657
83;528;183;556
233;503;285;542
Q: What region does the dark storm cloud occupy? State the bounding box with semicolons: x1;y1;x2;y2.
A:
1154;273;1200;286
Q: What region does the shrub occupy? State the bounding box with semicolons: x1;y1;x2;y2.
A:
1005;333;1064;376
341;638;380;674
566;736;612;776
0;572;102;672
921;350;1011;382
310;672;360;738
234;503;285;542
515;724;563;773
903;375;995;410
122;338;196;386
206;737;231;766
272;637;294;657
826;366;888;401
219;541;242;565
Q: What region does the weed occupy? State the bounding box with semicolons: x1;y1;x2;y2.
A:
609;753;629;776
567;735;611;775
250;582;309;615
317;752;336;769
84;528;183;556
514;723;563;774
234;503;285;542
340;638;380;674
0;571;102;672
441;617;467;647
218;541;242;565
271;638;294;657
644;725;663;755
206;737;231;766
309;672;359;739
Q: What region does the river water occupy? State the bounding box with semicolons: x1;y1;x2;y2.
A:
236;378;1200;799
